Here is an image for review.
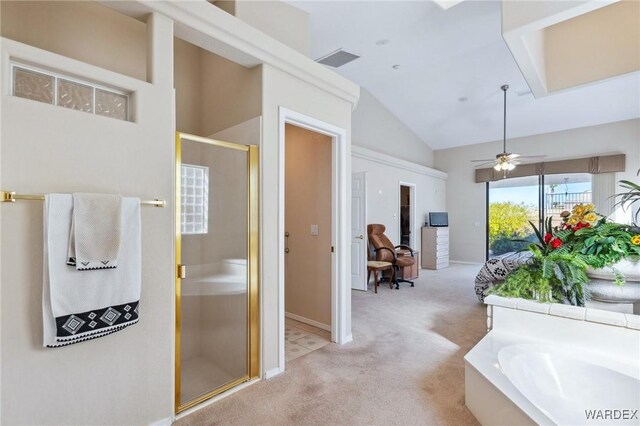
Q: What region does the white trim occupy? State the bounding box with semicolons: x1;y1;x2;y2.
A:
174;378;261;420
278;107;351;377
285;312;331;332
450;260;484;266
148;416;173;426
264;367;284;380
351;145;447;180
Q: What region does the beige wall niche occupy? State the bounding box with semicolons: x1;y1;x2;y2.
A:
284;124;332;327
0;1;147;81
174;37;262;136
211;0;310;56
545;0;640;93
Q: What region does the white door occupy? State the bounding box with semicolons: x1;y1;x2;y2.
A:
351;172;367;290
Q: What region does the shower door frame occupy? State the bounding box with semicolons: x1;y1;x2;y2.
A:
174;132;260;414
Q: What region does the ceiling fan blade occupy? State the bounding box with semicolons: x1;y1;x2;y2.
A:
473;161;496;168
507;153;520;159
471;159;496;162
517;155;546;160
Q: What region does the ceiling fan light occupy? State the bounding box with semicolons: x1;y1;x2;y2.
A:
507;163;516;171
494;163;501;171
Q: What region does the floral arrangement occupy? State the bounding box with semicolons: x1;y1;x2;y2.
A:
561;203;599;229
492;203;640;306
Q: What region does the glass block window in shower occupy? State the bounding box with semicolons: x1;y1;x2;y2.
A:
11;62;131;121
181;164;209;235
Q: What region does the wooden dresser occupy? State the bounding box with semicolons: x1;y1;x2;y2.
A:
421;227;449;269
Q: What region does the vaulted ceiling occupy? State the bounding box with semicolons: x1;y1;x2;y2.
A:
289;0;640;150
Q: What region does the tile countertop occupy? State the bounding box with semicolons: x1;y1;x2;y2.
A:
484;295;639;330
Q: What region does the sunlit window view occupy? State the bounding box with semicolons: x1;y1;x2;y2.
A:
487;174;592;257
544;173;592;227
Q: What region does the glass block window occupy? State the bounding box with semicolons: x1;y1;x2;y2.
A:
95;89;128;121
11;62;131;121
13;67;54;104
181;164;209;235
57;79;93;113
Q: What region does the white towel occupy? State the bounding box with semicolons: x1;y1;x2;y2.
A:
44;194;141;347
67;193;122;270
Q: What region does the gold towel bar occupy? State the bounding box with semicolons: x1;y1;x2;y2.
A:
1;190;166;207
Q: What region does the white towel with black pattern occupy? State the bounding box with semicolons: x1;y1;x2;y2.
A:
44;194;140;347
66;193;122;270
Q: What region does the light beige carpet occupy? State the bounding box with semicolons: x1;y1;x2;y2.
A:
176;264;486;426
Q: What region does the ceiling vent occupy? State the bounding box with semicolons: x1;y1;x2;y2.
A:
316;49;360;68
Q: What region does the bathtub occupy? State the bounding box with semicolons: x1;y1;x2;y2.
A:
465;295;640;426
499;344;640;426
181;259;247;296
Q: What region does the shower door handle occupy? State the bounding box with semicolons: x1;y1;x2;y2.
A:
177;264;187;279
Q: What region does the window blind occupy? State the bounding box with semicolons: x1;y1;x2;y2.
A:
475;154;626;183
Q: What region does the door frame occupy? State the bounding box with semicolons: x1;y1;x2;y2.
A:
174;132;260;414
351;171;368;291
278;107;351;373
399;181;417;250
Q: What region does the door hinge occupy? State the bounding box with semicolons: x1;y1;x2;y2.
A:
331;246;334;253
177;264;186;279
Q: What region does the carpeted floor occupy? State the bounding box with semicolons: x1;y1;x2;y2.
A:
176;264;487;426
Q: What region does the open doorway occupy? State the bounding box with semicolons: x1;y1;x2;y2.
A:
399;182;416;249
284;124;333;363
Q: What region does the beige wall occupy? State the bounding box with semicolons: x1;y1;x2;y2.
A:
0;15;174;426
434;119;640;264
200;50;262;135
284;124;332;326
220;0;310;56
0;1;147;81
353;89;434;168
175;38;203;135
174;38;262;136
545;1;640;92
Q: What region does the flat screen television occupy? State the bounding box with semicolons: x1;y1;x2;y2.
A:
429;212;448;227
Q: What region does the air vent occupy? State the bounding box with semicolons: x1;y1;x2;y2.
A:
316;49;360;68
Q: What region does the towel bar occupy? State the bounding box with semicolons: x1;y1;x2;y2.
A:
1;190;166;207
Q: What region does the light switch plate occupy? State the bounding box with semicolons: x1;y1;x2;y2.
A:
310;224;319;236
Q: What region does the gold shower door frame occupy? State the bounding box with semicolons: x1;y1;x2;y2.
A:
174;132;260;413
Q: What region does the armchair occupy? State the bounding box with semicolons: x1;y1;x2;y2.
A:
367;224;416;289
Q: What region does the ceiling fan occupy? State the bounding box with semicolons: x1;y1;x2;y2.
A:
472;84;545;177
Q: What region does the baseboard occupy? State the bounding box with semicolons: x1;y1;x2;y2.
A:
340;334;353;344
264;367;283;379
148;416;173;426
285;312;331;331
450;260;484;266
